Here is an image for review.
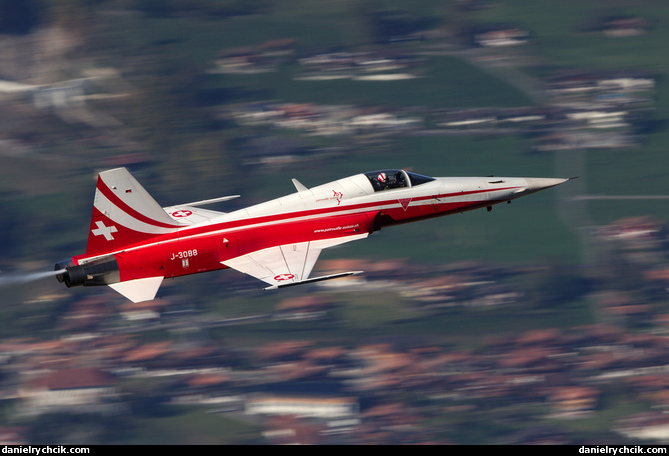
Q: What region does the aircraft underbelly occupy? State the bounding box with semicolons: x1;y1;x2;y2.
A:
378;195;491;224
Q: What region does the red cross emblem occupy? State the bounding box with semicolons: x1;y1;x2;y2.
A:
274;274;295;282
171;210;193;218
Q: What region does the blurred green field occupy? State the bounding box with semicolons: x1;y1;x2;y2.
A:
125;407;262;444
221;55;533;108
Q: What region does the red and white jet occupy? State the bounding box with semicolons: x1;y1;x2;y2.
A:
55;168;569;302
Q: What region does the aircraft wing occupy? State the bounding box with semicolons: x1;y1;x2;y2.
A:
222;234;367;289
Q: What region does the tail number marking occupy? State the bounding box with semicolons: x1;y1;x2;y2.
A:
170;250;198;261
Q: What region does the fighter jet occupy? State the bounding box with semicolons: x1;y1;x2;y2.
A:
55;168;570;302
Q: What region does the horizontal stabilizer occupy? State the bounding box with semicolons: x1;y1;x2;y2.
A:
108;276;163;302
163;205;228;225
263;271;363;290
163;196;240;224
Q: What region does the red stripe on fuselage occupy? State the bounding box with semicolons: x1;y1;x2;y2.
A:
77;186;520;263
176;186;522;239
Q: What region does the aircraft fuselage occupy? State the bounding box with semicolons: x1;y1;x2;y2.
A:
57;168;568;301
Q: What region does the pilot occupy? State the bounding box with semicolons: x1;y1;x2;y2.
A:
377;172;388;189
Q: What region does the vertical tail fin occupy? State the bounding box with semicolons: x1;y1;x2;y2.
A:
86;168;180;255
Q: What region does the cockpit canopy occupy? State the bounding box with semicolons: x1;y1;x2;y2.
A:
364;169;435;192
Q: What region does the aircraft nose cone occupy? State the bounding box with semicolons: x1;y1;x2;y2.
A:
523;177;570;193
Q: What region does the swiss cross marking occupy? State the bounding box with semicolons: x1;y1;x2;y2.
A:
172;210;192;218
91;221;118;241
274;274;295;282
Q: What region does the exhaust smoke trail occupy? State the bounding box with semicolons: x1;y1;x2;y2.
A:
0;269;66;288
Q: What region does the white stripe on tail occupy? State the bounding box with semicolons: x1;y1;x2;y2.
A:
86;168;181;255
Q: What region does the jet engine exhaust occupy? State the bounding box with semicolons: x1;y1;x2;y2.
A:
55;256;120;288
0;269;68;288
